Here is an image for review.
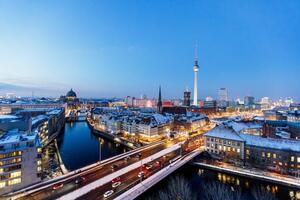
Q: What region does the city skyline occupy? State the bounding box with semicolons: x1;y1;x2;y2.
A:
1;1;300;100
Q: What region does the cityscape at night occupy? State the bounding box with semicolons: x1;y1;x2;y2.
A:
0;1;300;200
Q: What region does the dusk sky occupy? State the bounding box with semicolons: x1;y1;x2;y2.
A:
0;0;299;100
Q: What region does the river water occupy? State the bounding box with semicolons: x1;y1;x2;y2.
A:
56;121;127;171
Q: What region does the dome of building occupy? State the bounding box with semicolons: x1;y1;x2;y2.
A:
66;89;77;97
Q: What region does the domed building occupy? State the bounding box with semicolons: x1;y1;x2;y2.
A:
66;88;77;101
60;89;79;109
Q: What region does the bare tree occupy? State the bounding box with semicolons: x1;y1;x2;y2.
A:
202;181;242;200
150;175;197;200
251;186;278;200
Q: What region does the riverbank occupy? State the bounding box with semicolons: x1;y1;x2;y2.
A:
86;118;138;149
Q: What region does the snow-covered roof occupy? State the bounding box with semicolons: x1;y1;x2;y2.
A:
31;115;48;126
240;133;300;152
205;125;300;152
204;126;244;142
226;121;262;133
0;115;18;120
46;109;63;115
0;129;37;145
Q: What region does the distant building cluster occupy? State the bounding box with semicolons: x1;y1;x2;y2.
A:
91;106;208;139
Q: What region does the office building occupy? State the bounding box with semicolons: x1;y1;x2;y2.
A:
183;89;191;107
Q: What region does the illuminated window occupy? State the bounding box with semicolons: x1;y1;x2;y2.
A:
291;156;295;162
219;145;222;150
0;168;3;173
10;171;21;178
279;162;282;166
8;178;21;186
262;152;265;157
267;153;271;158
273;154;276;159
237;148;240;153
246;149;250;155
0;181;6;188
37;148;42;153
37;160;42;165
37;166;42;172
298;157;300;163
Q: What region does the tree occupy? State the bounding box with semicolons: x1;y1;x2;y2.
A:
202;181;242;200
251;186;278;200
147;176;196;200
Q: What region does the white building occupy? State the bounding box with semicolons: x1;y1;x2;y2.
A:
0;130;42;195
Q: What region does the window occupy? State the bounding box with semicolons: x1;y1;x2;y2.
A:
246;149;250;155
37;160;42;165
298;157;300;163
8;178;21;186
0;181;5;188
37;148;42;153
37;166;42;172
273;154;277;159
291;156;295;162
267;153;271;158
10;171;21;178
0;168;3;173
262;152;265;157
237;148;240;153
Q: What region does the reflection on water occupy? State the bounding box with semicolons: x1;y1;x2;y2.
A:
198;168;300;200
56;122;127;171
139;165;300;200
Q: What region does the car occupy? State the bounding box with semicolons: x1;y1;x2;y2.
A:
75;176;86;184
52;183;64;190
154;161;161;168
138;171;145;178
112;177;121;184
112;181;121;188
103;190;114;198
145;164;152;170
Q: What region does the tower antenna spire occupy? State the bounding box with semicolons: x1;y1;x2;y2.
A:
194;40;198;64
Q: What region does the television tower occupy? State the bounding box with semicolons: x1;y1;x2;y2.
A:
193;43;199;106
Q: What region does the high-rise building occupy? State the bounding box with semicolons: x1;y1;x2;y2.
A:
244;96;255;106
193;46;199;106
218;88;228;101
157;86;162;114
183;89;191;106
261;97;270;104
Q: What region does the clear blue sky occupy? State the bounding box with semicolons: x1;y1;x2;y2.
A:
0;0;299;100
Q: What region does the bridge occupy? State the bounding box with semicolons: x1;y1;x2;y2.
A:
2;136;202;200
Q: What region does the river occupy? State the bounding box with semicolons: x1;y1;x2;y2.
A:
56;121;128;171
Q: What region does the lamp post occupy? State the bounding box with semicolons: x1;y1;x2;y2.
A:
99;138;104;162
